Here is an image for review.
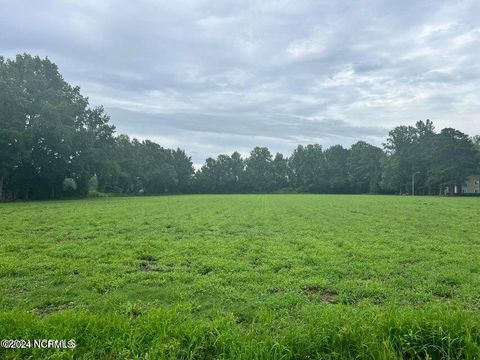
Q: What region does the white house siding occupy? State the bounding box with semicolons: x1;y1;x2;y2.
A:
462;175;480;194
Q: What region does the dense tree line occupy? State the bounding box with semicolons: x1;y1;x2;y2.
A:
195;142;385;194
1;54;479;200
381;120;480;194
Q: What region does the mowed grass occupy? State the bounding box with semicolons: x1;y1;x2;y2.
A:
0;195;479;359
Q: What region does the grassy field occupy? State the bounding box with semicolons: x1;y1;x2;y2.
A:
0;195;479;359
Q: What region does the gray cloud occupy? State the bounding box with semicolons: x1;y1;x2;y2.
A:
1;0;479;163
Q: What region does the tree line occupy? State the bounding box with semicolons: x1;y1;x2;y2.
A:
1;54;479;200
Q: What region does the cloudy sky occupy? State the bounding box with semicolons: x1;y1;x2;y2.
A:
1;0;479;164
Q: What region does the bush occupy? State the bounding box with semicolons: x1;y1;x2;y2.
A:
88;176;99;192
62;178;77;193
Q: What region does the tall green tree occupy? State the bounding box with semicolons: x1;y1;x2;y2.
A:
138;140;178;194
244;147;275;192
195;157;217;193
348;141;383;193
0;56;25;199
4;54;89;199
324;145;350;193
171;148;194;193
289;144;328;192
194;152;245;193
230;151;245;192
272;152;289;190
70;106;116;196
427;128;479;192
381;120;435;194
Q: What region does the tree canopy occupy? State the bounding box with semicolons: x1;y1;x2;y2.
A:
0;54;479;200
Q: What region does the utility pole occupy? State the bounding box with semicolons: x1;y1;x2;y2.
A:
412;171;420;196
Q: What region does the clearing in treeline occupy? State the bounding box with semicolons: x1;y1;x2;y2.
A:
0;194;479;358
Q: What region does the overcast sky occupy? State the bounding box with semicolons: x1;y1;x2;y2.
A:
1;0;479;164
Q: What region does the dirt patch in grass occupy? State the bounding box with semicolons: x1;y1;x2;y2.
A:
433;288;455;299
320;291;338;303
273;263;292;272
198;266;213;275
139;261;161;272
138;255;162;272
268;287;284;294
302;286;338;303
33;302;75;316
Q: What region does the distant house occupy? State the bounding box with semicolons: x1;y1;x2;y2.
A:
461;175;480;194
442;175;480;195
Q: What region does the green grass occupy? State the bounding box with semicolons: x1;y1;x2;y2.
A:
0;195;479;359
